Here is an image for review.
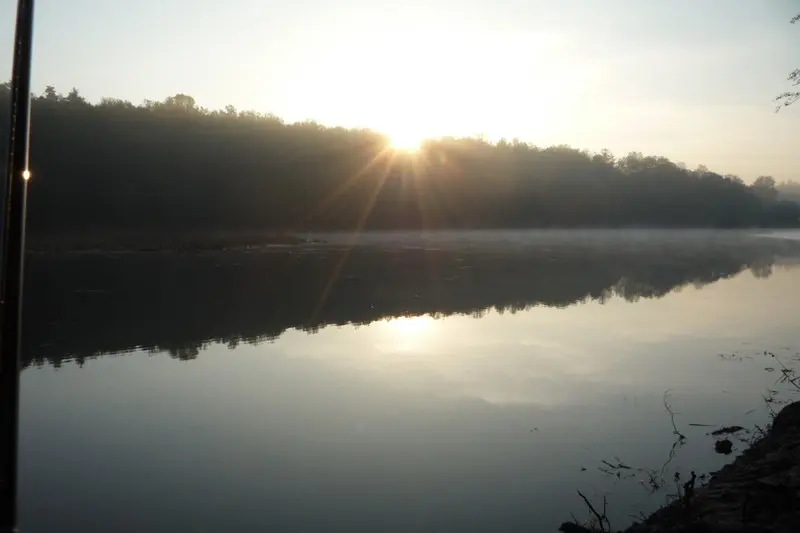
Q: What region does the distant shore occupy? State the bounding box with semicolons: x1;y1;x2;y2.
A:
26;231;322;253
9;85;800;236
24;227;800;254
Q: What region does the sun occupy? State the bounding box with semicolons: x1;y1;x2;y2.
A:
389;131;423;152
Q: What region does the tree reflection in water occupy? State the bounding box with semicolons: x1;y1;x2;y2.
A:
22;231;800;368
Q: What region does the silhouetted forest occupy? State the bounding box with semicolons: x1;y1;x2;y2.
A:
2;85;799;246
22;232;800;368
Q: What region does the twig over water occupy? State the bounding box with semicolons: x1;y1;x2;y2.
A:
766;351;800;391
664;390;687;441
576;490;611;533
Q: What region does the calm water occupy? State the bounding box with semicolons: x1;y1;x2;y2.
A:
19;230;800;532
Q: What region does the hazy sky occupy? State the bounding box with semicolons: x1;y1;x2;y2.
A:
1;0;799;181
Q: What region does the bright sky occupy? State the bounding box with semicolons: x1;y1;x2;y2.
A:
1;0;800;181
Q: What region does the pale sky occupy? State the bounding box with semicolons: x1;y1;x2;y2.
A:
1;0;800;181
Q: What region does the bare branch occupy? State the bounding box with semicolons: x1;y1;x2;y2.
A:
576;490;611;533
776;15;800;108
767;351;800;391
663;391;687;441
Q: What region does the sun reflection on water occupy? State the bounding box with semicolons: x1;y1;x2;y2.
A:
375;315;436;352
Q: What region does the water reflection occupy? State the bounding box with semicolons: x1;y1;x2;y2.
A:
23;231;800;367
19;231;800;533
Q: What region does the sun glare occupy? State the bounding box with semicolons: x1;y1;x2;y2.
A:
374;315;437;352
390;132;423;152
313;30;573;147
390;315;433;335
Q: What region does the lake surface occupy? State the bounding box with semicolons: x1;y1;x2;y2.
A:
19;230;800;532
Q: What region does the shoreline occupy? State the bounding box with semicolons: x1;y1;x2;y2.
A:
25;232;320;253
563;401;800;532
22;227;800;254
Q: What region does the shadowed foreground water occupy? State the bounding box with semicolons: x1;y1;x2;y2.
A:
19;230;800;532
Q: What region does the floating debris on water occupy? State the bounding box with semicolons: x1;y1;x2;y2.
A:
710;425;746;436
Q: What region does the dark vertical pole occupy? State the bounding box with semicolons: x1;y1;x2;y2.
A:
0;0;35;531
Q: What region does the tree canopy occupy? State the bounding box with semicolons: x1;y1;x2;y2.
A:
1;84;798;245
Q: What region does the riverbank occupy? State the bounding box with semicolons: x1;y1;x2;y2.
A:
629;400;800;532
564;401;800;532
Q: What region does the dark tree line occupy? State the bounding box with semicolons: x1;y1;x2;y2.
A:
2;84;799;245
22;233;800;367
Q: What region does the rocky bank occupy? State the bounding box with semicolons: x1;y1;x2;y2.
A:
562;401;800;533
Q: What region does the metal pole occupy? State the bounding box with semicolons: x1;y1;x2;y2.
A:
0;0;35;530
